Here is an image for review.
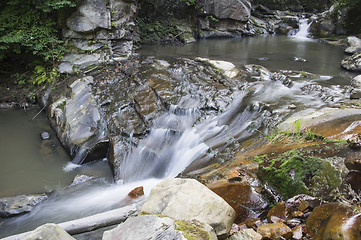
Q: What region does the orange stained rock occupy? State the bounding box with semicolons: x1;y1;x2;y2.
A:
257;222;293;240
127;186;144;199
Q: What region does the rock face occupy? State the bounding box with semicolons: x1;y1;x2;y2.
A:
0;194;48;218
103;215;217;240
342;52;361;72
21;223;75;240
198;0;251;22
350;75;361;99
49;76;108;164
140;178;236;239
59;0;137;73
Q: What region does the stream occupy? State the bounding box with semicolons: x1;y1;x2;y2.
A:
0;24;355;238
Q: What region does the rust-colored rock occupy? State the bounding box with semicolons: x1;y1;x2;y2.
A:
127;186;144;199
267;202;286;222
228;170;242;181
306;203;361;240
345;152;361;171
257;222;293;239
208;180;267;223
245;218;263;229
291;210;304;218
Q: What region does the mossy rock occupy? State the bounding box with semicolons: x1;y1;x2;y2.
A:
253;148;344;199
175;219;212;240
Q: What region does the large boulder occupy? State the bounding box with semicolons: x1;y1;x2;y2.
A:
198;0;252;22
49;76;108;164
21;223;75;240
140;178;236;239
345;36;361;54
342;52;361;72
102;215;217;240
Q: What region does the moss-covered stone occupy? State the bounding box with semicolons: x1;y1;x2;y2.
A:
253;148;344;199
175;219;211;240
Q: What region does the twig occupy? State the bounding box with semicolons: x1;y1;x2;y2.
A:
32;105;46;120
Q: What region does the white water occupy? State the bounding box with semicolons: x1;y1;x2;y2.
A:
0;91;266;238
292;19;313;41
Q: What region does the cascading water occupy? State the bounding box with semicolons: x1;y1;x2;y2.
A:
0;90;267;238
292;18;313;41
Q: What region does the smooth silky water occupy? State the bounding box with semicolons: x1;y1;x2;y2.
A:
0;31;355;238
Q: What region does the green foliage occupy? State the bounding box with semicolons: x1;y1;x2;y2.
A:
0;0;75;62
136;18;179;43
31;65;59;85
183;0;196;6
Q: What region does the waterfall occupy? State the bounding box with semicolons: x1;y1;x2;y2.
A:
292;18;313;41
117;91;264;182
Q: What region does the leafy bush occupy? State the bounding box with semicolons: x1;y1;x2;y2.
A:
0;0;75;64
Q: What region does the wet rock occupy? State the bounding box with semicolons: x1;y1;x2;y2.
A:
196;58;240;78
228;170;242;182
140;178;236;239
49;76;107;163
103;215;217;240
293;57;307;62
0;194;48;218
285;194;323;213
350;75;361;99
344;151;361;171
40;131;50;140
306;203;361;240
341;52;361;72
68;175;95;188
127;186;144;199
58;54;109;74
345;36;361;55
208;180;267;223
257;222;293;239
228;228;262;240
267;202;286;222
21;223;75;240
345;170;361;192
244;218;263;229
244;64;273;81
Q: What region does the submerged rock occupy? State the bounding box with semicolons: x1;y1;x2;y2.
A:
257;222;293;239
228;228;262;240
0;194;48;218
140;178;236;239
21;223;75;240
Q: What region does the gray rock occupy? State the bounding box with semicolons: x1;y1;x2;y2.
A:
21;223;75;240
103;215;217;240
341;52;361;72
345;36;361;54
58;54;105;74
140;178;236;239
49;76;107;163
198;0;251;22
0;194;48;218
350;75;361;88
41;131;50;140
350;88;361;99
66;0;110;33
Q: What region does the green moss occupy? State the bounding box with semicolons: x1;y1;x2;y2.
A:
175;220;211;240
254;149;342;199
